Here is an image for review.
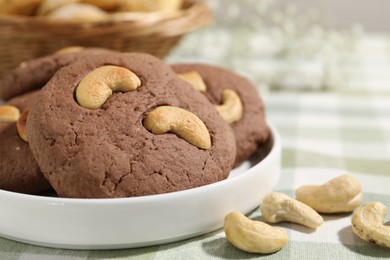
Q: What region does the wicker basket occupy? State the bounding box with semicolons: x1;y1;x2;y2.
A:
0;0;212;79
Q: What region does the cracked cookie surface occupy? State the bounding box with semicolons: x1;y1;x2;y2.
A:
26;53;236;198
171;64;270;166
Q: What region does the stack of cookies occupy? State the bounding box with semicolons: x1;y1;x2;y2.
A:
0;48;270;198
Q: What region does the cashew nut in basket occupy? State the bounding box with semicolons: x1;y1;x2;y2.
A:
47;3;108;22
55;46;84;56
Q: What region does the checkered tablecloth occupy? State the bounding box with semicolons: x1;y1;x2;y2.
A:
1;92;389;259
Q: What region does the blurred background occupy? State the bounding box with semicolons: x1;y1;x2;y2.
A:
1;0;389;94
168;0;390;94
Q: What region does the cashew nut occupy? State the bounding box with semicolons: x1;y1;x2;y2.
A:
16;109;29;142
0;105;20;122
224;211;288;254
351;202;390;248
143;106;211;150
47;3;108;22
75;65;141;109
118;0;183;12
55;46;84;56
260;192;323;229
216;89;243;124
37;0;79;16
177;71;207;93
296;174;363;213
175;73;243;124
80;0;123;11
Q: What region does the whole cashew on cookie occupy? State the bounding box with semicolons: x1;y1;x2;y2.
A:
143;106;211;150
76;65;141;109
16;109;29;142
260;192;323;229
176;72;243;124
224;211;288;254
177;71;207;93
0;105;20;122
0;105;29;142
296;174;363;213
216;89;243;124
352;202;390;248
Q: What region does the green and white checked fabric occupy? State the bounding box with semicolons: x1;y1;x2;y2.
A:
263;93;390;259
1;92;389;259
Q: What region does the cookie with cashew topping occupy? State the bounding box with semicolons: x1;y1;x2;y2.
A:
0;47;119;101
0;91;52;194
26;52;236;198
171;63;270;166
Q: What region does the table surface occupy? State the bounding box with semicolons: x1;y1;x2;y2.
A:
2;1;390;259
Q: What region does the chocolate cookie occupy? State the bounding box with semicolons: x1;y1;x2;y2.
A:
26;53;236;198
0;90;52;194
171;63;270;166
0;47;119;101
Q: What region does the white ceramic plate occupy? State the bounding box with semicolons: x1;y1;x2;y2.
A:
0;122;281;250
